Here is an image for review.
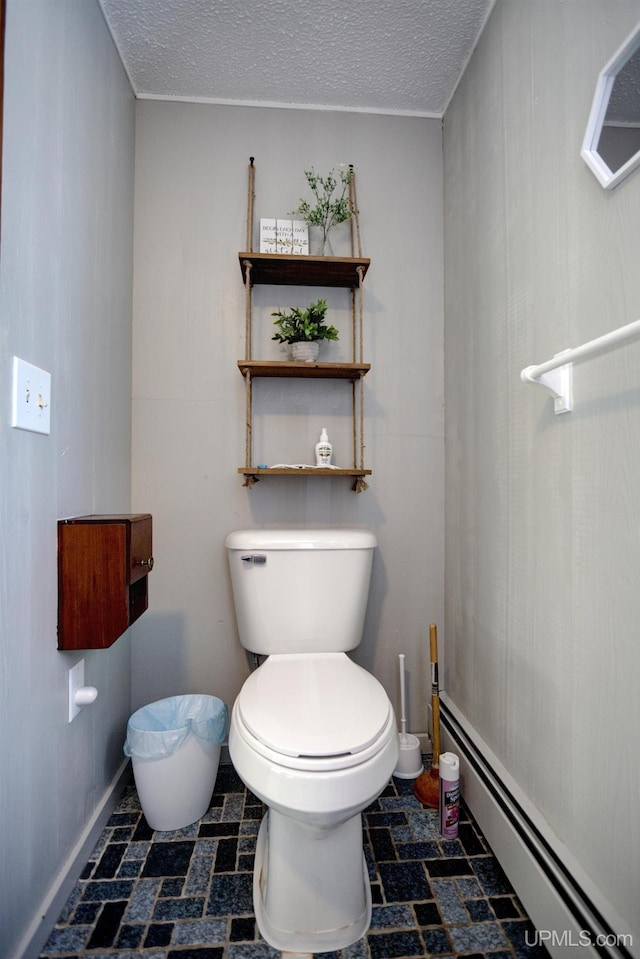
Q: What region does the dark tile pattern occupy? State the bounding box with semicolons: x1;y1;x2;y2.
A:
40;762;549;958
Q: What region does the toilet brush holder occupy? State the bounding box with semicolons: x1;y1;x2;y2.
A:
393;733;424;779
393;653;424;779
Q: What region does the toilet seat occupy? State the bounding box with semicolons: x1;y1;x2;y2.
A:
235;652;395;773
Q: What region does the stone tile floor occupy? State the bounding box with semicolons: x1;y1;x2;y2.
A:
40;763;549;958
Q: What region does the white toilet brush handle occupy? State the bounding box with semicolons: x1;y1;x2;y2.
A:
399;653;407;736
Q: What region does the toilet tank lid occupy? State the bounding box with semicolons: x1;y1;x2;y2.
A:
225;528;377;550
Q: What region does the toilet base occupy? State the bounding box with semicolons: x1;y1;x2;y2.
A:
253;808;372;953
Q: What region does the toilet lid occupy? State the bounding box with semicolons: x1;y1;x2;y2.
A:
237;653;393;759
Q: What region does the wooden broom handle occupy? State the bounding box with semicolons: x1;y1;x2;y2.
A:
429;623;438;662
429;623;441;767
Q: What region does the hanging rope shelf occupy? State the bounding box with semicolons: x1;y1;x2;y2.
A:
237;158;372;491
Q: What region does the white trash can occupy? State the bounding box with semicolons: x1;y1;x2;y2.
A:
124;694;228;831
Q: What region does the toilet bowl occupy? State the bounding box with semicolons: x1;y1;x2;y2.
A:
225;530;398;953
229;653;398;952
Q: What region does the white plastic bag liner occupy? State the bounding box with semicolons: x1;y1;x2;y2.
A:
124;694;228;761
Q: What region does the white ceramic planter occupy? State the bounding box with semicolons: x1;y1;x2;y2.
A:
289;341;320;362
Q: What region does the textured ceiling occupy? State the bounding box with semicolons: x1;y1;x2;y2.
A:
98;0;494;117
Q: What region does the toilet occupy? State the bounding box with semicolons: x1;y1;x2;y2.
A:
225;528;398;954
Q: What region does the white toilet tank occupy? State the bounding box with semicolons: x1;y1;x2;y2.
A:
225;529;377;655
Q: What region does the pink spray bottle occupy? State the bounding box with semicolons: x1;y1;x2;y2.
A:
439;752;460;839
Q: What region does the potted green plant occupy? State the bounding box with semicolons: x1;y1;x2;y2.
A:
271;298;339;361
290;165;355;255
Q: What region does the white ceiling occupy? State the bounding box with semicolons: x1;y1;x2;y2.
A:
98;0;494;117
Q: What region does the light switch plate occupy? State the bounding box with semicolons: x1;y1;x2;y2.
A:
11;356;51;434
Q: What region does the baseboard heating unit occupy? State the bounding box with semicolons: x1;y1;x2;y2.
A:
439;695;636;959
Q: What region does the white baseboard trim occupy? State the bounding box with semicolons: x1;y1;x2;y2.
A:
13;759;132;959
439;695;636;959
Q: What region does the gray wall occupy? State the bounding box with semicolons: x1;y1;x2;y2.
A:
9;0;639;951
131;103;445;737
444;0;640;939
0;2;135;956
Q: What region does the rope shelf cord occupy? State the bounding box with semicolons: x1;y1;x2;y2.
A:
246;157;255;253
243;159;256;487
349;168;369;492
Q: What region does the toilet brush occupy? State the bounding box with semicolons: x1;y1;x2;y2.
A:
393;654;423;779
413;624;441;807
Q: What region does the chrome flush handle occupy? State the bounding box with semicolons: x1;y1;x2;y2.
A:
241;554;267;565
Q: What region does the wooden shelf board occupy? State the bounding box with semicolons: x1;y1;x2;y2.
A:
239;252;370;287
238;360;370;379
238;467;372;477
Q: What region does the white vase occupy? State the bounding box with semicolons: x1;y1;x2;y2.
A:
289;341;321;362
